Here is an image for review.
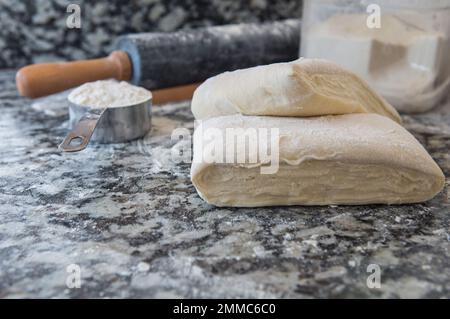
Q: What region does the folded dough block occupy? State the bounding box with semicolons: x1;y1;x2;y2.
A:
191;114;444;207
191;58;401;123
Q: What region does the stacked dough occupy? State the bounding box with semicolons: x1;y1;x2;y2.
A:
190;58;445;207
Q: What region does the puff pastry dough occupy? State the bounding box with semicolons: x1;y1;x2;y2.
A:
191;58;401;123
191;114;444;207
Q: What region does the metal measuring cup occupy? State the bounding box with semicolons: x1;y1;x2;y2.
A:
59;97;152;152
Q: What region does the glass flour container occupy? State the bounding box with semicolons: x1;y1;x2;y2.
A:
301;0;450;113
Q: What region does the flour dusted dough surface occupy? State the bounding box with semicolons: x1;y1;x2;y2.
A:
191;58;401;123
191;114;444;207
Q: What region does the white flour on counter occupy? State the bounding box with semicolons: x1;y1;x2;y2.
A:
68;80;152;108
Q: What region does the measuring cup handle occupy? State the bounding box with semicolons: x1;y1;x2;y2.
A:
59;108;106;152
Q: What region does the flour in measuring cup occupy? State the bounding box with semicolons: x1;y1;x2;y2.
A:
68;80;152;108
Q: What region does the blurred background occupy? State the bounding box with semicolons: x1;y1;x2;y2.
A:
0;0;302;69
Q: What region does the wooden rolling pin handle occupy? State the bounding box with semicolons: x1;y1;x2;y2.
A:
152;83;200;105
16;51;132;98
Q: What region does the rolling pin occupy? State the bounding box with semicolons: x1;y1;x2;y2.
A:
16;19;300;104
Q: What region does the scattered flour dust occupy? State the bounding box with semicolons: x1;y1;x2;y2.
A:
68;80;152;108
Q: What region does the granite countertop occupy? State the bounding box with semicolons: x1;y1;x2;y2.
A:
0;70;449;298
0;0;302;68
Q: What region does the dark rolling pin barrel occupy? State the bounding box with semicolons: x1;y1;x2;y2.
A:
16;19;300;101
117;19;301;89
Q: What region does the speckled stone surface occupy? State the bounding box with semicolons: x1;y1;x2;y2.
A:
0;0;302;68
0;70;449;298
